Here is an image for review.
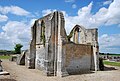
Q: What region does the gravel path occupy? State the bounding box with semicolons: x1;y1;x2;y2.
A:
0;59;120;81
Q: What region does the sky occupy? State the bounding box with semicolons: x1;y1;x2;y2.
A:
0;0;120;54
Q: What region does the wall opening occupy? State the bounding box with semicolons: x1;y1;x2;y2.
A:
40;20;46;46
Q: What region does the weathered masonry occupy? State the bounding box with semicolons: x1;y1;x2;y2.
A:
19;11;99;77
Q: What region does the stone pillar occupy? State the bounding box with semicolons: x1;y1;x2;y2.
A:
45;38;49;76
57;35;63;77
93;43;99;71
28;21;36;69
57;37;69;77
56;12;68;77
97;45;99;70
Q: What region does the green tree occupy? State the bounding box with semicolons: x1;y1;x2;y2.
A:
14;44;23;54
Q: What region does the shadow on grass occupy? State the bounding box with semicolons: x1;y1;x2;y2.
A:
0;79;17;81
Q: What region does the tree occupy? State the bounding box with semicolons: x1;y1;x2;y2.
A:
14;44;23;54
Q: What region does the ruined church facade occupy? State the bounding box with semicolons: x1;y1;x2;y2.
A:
25;11;99;77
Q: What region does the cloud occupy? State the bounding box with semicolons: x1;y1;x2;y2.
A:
65;2;94;33
0;6;30;16
41;2;93;33
65;0;75;2
72;4;77;9
99;34;120;53
105;0;120;25
41;0;120;34
1;0;120;52
41;0;120;53
0;14;8;22
103;0;112;5
0;19;36;50
64;0;120;33
42;9;56;16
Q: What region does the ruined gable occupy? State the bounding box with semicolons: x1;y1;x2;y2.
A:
21;11;99;77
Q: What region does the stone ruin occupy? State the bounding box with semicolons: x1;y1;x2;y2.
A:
17;11;99;77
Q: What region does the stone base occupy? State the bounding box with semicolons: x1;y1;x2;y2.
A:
9;55;17;62
0;71;9;75
57;71;69;77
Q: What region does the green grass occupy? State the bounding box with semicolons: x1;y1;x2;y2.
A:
103;60;120;67
0;55;11;59
100;54;120;56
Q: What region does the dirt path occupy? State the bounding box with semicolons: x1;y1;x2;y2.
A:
1;59;120;81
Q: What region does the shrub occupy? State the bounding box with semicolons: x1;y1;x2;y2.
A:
99;57;104;71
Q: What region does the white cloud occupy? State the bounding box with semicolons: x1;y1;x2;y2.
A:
41;2;94;33
42;9;56;16
41;0;120;53
1;0;120;52
99;34;120;53
65;2;94;33
0;6;30;16
65;0;75;2
103;0;112;5
0;14;8;22
0;5;35;50
72;4;77;9
29;19;37;26
34;11;41;17
41;0;120;34
105;0;120;25
64;0;120;33
0;20;35;50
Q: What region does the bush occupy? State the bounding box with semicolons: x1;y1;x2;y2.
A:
99;57;104;71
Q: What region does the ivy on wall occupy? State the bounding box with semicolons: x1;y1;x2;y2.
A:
67;30;73;41
40;20;46;47
67;26;80;42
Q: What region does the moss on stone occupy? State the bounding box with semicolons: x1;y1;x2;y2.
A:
41;20;46;47
67;30;73;41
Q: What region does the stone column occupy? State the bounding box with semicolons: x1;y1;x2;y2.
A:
56;12;68;77
45;37;49;76
93;42;99;71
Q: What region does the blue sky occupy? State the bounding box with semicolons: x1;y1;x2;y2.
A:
0;0;120;54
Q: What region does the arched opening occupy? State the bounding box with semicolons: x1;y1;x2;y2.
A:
73;27;79;44
78;30;81;44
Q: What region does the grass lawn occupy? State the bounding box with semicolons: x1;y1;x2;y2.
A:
0;55;11;59
103;60;120;67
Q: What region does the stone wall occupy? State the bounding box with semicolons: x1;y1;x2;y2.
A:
69;25;99;71
63;43;93;74
32;11;68;76
35;13;53;72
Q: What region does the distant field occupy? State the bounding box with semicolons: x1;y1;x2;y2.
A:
0;55;11;59
100;54;120;56
103;60;120;67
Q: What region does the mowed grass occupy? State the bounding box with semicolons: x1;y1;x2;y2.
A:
103;60;120;67
0;55;11;59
